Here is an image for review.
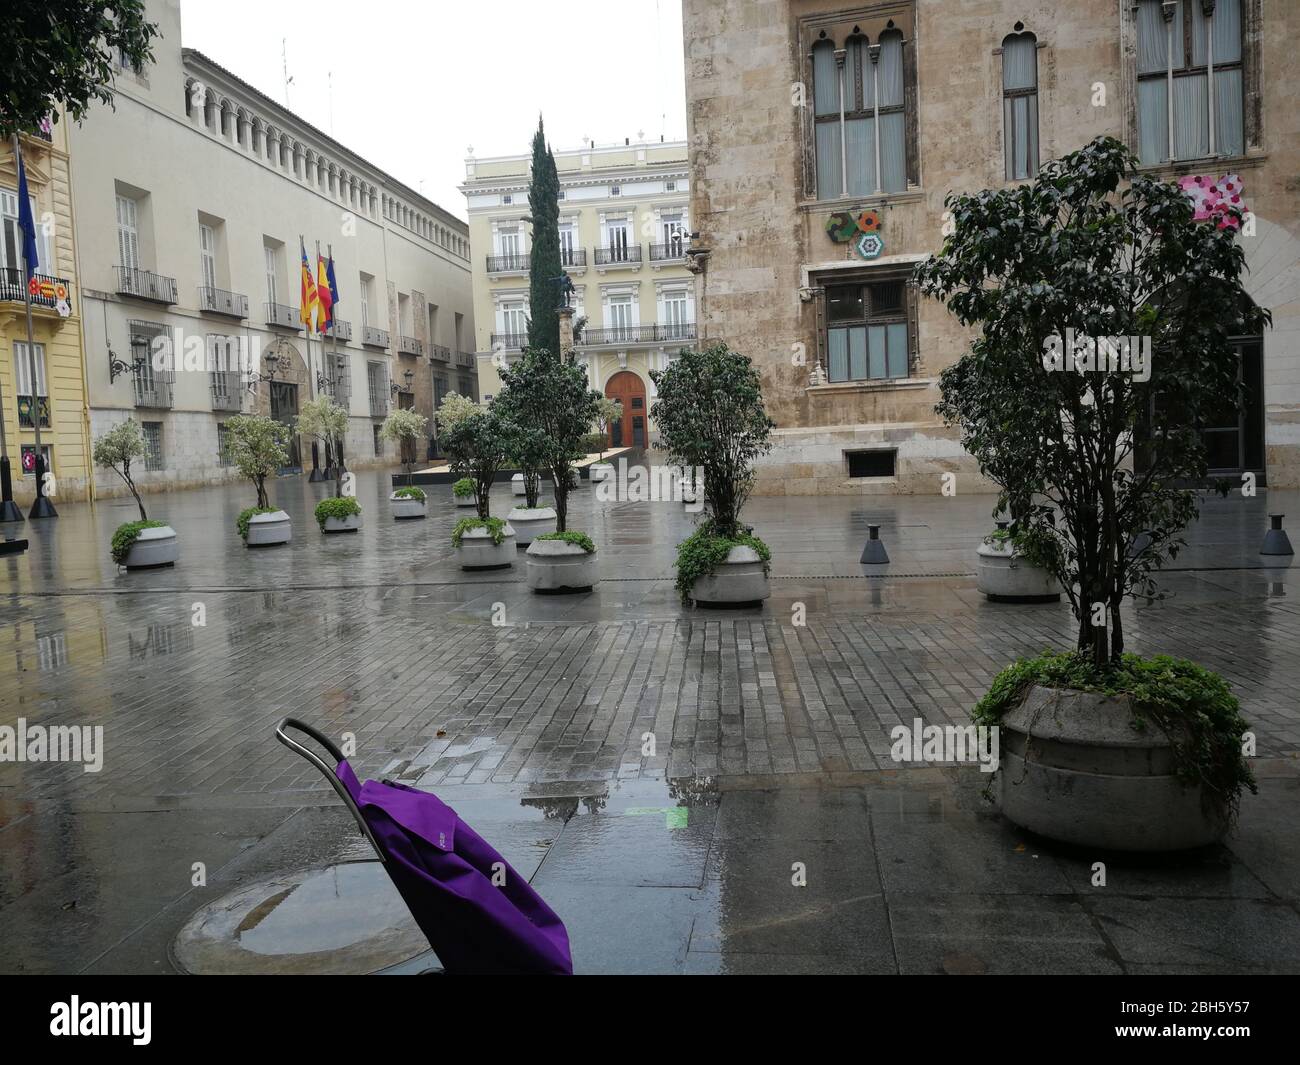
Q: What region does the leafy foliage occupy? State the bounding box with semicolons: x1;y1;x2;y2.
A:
527;115;562;357
296;397;350;497
110;519;165;565
92;419;148;521
314;495;361;531
223;414;291;509
452;476;476;498
453;516;508;547
236;506;278;542
393;486;426;501
651;342;774;538
441;410;512;519
973;649;1256;819
380;407;429;484
536;530;596;553
674;523;771;604
591;397;623;460
916;136;1269;667
0;1;158;140
436;391;480;435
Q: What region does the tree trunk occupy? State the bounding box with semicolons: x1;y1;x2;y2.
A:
554;472;568;533
255;475;268;509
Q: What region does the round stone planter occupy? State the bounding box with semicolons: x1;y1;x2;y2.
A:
588;463;615;484
976;540;1061;601
245;510;291;547
526;538;597;594
456;524;516;570
688;545;770;607
322;514;362;534
390;492;427;520
999;685;1228;851
452;490;477;508
507;506;557;547
122;524;179;569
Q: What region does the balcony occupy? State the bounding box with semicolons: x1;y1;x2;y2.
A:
454;350;476;369
428;344;450;363
486;253;529;275
1;268;73;314
198;286;249;319
210;371;242;411
650;240;688;264
490;332;528;351
116;266;177;304
329;318;353;342
133;378;174;409
560;248;587;270
362;325;389;349
594;245;642;269
264;302;302;330
580;322;697;347
397;335;423;357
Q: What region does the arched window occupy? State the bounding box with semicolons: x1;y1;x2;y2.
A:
1002;32;1039;179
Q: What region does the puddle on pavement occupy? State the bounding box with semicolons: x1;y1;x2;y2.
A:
173;861;430;975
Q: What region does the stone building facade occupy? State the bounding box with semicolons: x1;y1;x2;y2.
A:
683;0;1299;494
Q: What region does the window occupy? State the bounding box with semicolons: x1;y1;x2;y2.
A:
846;449;897;477
264;244;278;305
20;444;52;479
606;293;635;340
666;180;677;192
1137;0;1244;163
13;342;49;428
142;421;164;471
560;224;578;266
199;223;217;290
216;422;233;466
116;195;139;270
373;424;383;456
661;289;691;339
1002;33;1039;179
497;225;523;267
500;300;527;338
360;272;373;326
2;188;49;273
661;212;685;252
825;279;909;382
503;194;513;205
605;219;630;261
557;188;566;200
811;28;908;198
610;185;621;196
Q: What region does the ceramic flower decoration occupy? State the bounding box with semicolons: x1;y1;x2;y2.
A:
1178;173;1246;231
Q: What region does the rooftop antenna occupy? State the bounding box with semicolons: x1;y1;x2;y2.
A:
281;39;295;108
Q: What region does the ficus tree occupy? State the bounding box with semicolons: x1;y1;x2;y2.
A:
224;414;291;509
497;348;601;532
916;135;1269;669
0;1;158;140
650;342;774;538
380;407;429;485
295;396;350;497
592;396;623;461
92;419;148;521
440;409;513;520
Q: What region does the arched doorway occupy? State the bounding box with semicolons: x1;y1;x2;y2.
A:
255;337;309;472
605;371;646;448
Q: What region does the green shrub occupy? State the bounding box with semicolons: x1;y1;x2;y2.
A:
111;520;166;565
579;432;606;456
393;486;426;501
236;506;278;541
452;516;507;547
973;649;1257;818
982;524;1062;574
315;496;362;531
452;476;476;498
675;522;770;604
536;530;596;553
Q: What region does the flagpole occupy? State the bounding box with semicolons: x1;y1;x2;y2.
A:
12;135;55;519
327;243;345;480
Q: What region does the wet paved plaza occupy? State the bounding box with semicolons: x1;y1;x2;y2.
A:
2;464;1299;973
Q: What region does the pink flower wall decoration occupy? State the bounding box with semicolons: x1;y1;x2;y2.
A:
1177;174;1246;231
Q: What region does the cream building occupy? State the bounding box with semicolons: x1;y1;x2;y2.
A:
70;0;475;498
462;139;694;448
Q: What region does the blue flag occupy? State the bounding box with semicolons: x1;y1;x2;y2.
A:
326;254;339;308
16;148;39;278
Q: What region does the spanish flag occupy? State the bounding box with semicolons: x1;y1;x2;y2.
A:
299;239;317;329
316;253;334;333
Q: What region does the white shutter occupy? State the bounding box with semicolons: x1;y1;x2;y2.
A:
116;196;139;270
14;342;46;396
200;224;217;289
264;245;277;304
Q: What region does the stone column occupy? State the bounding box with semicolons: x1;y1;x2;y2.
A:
558;306;575;359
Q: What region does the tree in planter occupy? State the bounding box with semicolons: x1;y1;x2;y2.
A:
295;396;350;497
493;379;551;509
526;116;562;358
916;135;1269;670
224;414;291;510
380;408;429;485
592;397;623;461
440;409;513;521
497;349;601;532
92;419;149;521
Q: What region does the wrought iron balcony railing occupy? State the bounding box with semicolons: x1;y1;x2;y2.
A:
1;268;73;313
398;335;423;357
594;245;642;267
649;241;688;262
329;318;353;342
116;266;177;304
428;344;451;363
362;325;389;348
134;380;174;409
560;248;587;269
486;253;529;273
579;322;697;346
490;332;528;351
198;286;249;318
454;350;476;369
264;302;302;329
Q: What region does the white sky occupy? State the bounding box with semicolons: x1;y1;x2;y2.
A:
178;0;687;221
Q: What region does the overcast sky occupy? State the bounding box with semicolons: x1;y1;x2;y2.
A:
178;0;688;220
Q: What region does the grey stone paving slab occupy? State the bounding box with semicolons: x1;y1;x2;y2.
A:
535;807;716;888
538;882;698;975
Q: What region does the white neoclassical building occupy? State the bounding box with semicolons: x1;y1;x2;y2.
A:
70;0;475;497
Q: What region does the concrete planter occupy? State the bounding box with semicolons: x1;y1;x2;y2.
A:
507;506;557;547
976;540;1061;601
390;492;427;520
588;463;615;483
689;545;770;607
453;490;477;508
526;538;598;594
999;685;1227;851
456;524;516;570
123;524;179;569
511;473;540;498
323;514;362;534
245;510;291;547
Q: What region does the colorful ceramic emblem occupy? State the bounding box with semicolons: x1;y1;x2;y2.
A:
1178;174;1246;230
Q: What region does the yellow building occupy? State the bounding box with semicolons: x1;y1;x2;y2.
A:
0;114;90;504
461;139;694;447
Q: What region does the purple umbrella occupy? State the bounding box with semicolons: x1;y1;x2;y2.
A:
277;718;572;975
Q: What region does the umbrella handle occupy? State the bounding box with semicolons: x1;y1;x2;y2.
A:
275;717;387;864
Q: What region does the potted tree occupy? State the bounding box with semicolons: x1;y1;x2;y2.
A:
651;342;773;607
224;414;293;546
588;397;622;483
441;408;516;569
297;397;360;533
437;392;483;507
452;476;477;508
494;379;556;547
380;408;429;520
917;136;1267;850
976;519;1062;601
92;419;179;569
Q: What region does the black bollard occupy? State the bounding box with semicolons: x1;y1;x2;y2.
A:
0;456;22;523
860;523;890;564
1261;514;1294;556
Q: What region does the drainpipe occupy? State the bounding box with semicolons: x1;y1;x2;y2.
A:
65;126;95;506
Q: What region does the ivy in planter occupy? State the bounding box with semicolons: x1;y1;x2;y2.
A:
452;516;508;547
315;496;362;531
236;506;279;542
674;522;771;604
393;486;427;502
452;477;475;499
973;649;1256;820
535;530;596;553
111;520;166;566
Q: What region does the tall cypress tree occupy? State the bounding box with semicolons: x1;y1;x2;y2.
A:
526;115;562;357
